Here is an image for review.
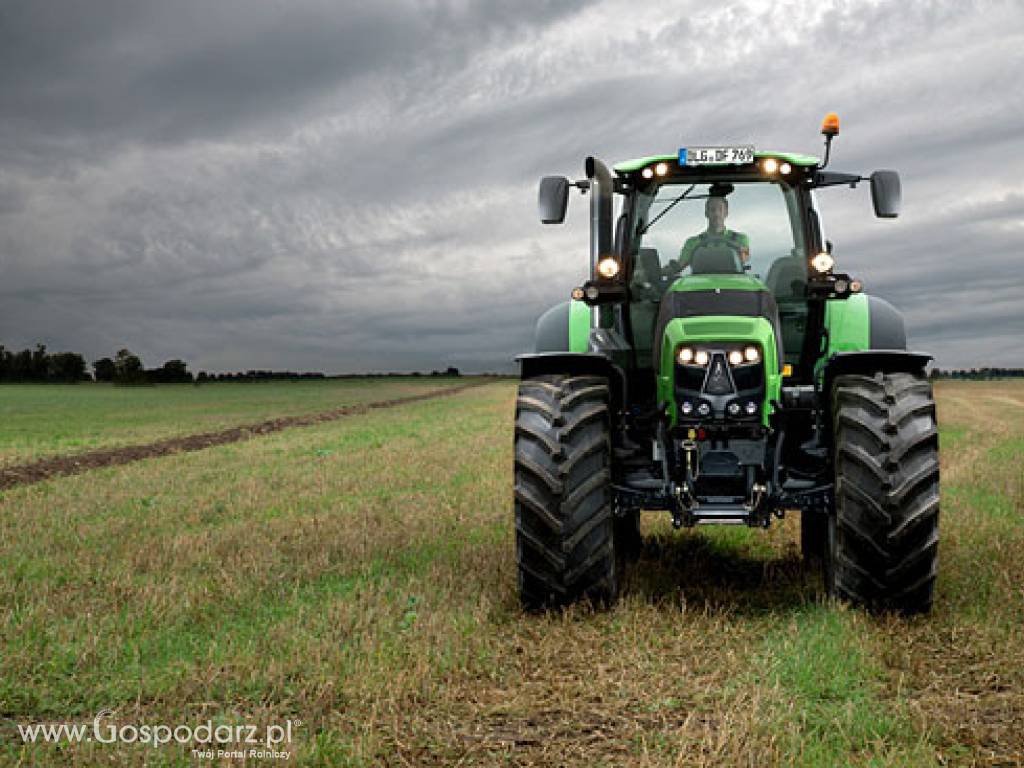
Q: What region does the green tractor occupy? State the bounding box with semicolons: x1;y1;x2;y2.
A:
515;114;939;614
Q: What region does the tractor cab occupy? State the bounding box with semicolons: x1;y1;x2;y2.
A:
622;172;814;375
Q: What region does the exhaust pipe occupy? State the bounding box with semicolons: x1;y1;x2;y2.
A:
585;156;613;277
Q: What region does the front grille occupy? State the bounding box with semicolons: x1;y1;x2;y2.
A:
674;343;765;424
703;354;733;395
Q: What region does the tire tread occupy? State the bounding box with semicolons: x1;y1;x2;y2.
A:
514;374;618;609
830;371;940;614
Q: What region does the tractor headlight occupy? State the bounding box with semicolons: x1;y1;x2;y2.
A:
677;347;695;365
811;252;834;273
743;345;760;363
762;158;779;174
655;162;669;176
596;256;621;279
728;350;743;366
641;167;654;179
694;350;710;367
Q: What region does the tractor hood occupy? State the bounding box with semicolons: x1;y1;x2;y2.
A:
653;274;784;376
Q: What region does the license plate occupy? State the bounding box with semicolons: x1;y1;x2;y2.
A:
679;145;755;166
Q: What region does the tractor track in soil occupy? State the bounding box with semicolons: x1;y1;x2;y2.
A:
0;381;493;492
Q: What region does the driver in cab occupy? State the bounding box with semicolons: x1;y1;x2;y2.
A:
663;193;750;279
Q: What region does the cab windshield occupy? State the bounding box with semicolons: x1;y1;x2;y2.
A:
627;181;810;367
631;181;807;292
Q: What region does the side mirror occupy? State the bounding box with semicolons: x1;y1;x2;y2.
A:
870;170;901;218
538;176;570;224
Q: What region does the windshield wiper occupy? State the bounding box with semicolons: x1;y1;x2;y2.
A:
640;184;697;235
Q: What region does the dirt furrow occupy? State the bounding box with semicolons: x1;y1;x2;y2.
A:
0;381;492;491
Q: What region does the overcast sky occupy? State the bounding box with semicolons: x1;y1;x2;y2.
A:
1;0;1022;373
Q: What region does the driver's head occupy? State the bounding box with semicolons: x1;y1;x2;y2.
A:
705;195;728;232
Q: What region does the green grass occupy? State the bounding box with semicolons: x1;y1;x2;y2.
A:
753;607;929;766
0;379;1022;765
0;377;465;465
0;387;511;762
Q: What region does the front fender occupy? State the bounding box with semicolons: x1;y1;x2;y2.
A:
516;352;627;423
820;349;933;442
824;293;908;355
822;349;932;390
816;292;912;385
534;300;590;354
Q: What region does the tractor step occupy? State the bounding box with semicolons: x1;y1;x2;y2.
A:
689;505;751;525
671;499;759;528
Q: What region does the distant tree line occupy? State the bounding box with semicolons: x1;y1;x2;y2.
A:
930;368;1024;380
0;344;90;383
2;343;472;384
337;367;462;378
92;349;193;384
193;369;466;382
195;370;326;383
0;344;194;385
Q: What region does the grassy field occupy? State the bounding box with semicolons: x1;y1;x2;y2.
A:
0;378;465;466
0;379;1021;765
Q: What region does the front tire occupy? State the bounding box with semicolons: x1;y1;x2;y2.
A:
514;374;618;609
829;372;940;614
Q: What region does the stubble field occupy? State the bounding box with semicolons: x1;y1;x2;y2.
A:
0;378;1021;766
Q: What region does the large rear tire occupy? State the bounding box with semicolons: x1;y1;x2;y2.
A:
514;374;618;609
828;372;940;614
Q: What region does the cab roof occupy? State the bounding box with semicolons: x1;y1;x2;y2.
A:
613;151;820;174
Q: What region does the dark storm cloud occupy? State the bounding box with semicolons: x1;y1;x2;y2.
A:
0;0;588;158
1;0;1022;373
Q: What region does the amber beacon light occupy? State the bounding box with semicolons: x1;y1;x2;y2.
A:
821;112;840;137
